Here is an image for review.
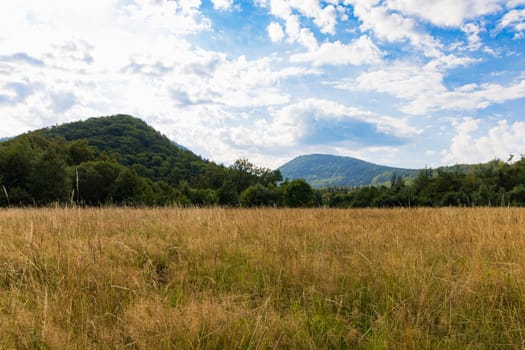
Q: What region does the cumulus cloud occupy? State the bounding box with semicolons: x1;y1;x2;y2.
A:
385;0;504;27
403;79;525;114
265;0;340;34
494;9;525;39
507;0;525;7
0;53;44;67
290;36;383;66
211;0;234;10
442;118;525;164
462;23;484;50
257;0;346;50
333;61;445;100
284;14;318;50
333;58;522;115
119;0;211;34
267;22;285;42
349;0;442;57
1;0;524;169
228;99;421;150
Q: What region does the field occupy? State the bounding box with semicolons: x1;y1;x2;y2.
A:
1;207;525;349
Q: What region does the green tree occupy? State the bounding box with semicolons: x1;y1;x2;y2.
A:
29;146;69;204
217;180;240;206
75;161;122;204
283;179;314;207
240;183;276;207
509;184;525;205
68;139;95;165
188;188;218;206
110;168;146;204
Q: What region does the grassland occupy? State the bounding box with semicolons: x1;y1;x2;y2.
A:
1;207;525;349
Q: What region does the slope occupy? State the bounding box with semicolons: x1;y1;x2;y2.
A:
35;114;225;186
279;154;419;188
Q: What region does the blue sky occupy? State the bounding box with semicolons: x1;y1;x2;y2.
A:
1;0;524;169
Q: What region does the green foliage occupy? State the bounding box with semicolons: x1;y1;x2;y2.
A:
217;180;239;206
282;179;314;207
75;161;122;204
188;188;218;206
37;114;228;187
239;183;277;207
67;139;95;165
0;135;70;205
315;156;525;208
0;115;286;207
2;115;525;208
279;154;419;188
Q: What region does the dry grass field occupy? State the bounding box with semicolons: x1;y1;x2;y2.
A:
1;207;525;349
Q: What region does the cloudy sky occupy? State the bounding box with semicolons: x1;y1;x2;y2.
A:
1;0;524;169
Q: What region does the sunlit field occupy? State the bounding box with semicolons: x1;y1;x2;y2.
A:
1;207;525;349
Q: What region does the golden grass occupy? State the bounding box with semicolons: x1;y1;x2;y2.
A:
0;207;524;349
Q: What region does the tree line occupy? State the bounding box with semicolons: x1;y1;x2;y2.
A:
0;134;315;207
1;112;524;208
316;158;525;207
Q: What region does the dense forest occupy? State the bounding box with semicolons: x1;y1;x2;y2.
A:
279;153;419;187
0;115;311;207
317;159;525;207
0;115;524;208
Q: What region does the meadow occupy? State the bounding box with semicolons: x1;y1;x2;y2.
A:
1;207;525;349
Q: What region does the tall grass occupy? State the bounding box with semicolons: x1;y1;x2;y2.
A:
0;207;524;348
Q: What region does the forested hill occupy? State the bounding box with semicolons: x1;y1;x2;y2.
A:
279;154;418;188
36;114;219;186
0;115;292;207
2;115;524;208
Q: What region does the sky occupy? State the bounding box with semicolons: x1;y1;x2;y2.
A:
1;0;524;169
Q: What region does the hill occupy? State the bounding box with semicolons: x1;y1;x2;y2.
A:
35;114;224;186
279;154;419;188
0;115;287;206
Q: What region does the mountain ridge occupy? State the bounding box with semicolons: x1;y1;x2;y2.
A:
278;154;484;188
279;154;420;188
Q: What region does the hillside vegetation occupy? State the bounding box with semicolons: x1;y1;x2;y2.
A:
1;207;525;348
1;115;525;208
279;154;418;187
0;115;309;207
37;115;215;185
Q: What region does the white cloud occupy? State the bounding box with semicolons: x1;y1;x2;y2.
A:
494;9;525;39
386;0;504;27
462;23;483;50
1;0;524;170
229;99;421;150
267;22;285;42
211;0;234;10
264;0;340;34
507;0;525;7
284;14;319;50
349;0;442;57
442;118;525;164
313;4;338;34
334;58;521;115
404;79;525;114
118;0;211;35
290;36;383;66
334;61;445;100
257;0;346;49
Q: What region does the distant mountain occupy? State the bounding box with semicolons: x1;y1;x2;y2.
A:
0;137;11;142
34;114;226;186
279;154;419;188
